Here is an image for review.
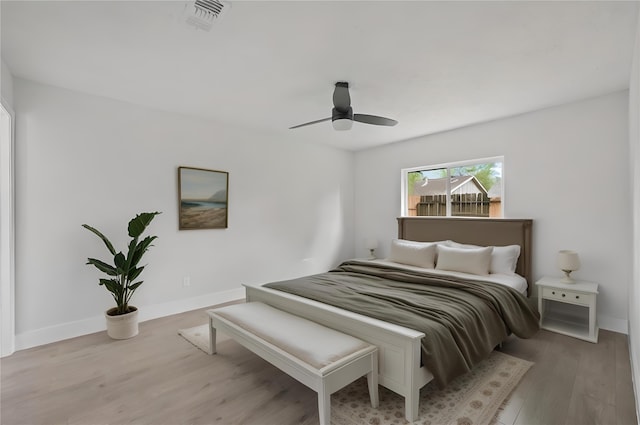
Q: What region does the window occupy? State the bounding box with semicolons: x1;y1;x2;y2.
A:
401;157;503;218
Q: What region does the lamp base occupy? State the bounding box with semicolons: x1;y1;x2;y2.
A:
560;270;575;283
369;248;376;260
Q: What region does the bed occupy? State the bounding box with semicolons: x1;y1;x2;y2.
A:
244;217;537;421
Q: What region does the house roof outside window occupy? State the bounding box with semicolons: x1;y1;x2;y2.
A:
413;175;488;197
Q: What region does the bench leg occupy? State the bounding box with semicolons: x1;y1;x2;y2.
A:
405;390;419;422
367;351;379;408
209;317;217;355
318;384;331;425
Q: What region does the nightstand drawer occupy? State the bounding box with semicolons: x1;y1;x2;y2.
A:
542;287;594;306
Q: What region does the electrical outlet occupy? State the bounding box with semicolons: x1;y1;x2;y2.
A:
182;276;191;287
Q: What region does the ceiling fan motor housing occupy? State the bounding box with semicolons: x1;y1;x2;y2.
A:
332;106;353;121
332;107;353;130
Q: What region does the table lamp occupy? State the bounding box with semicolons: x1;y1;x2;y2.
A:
557;250;580;283
366;239;379;259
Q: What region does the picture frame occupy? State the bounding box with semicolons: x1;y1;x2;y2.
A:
178;166;228;230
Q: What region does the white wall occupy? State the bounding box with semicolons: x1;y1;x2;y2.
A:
1;59;13;106
628;7;640;420
13;78;354;349
354;91;631;333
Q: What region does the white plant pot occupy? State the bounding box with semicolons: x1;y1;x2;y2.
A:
105;306;139;339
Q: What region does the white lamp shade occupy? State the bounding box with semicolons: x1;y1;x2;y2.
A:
332;118;353;131
365;238;379;250
557;250;580;271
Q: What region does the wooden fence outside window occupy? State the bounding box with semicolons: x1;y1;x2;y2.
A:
408;194;501;217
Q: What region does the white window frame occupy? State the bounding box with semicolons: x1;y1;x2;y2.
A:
400;156;504;217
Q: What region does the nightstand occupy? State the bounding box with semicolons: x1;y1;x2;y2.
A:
535;276;599;343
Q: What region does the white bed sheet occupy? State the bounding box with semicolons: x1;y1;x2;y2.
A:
364;258;528;295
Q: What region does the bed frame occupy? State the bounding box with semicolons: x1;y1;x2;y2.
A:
244;217;533;421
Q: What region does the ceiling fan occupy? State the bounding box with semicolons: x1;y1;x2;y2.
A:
289;82;398;131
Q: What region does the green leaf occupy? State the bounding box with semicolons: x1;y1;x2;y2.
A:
86;258;118;276
125;239;138;269
131;236;157;267
99;278;118;287
114;252;126;272
102;279;123;297
128;281;143;292
128;212;161;238
128;266;144;282
82;224;116;255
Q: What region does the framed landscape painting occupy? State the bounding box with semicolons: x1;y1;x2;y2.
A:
178;166;228;230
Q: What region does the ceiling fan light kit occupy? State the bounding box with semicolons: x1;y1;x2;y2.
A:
332;104;354;131
290;82;398;131
332;118;353;131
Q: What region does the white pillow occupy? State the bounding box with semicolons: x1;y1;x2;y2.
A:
435;245;493;275
490;245;521;274
446;240;520;275
389;239;437;269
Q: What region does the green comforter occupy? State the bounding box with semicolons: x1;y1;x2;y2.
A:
264;260;539;388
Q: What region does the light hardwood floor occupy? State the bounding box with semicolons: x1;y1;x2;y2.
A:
1;304;637;425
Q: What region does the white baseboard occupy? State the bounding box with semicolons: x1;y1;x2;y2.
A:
14;287;245;352
599;314;628;334
13;289;629;352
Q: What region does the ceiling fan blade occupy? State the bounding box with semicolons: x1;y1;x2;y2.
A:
333;82;351;112
353;114;398;127
289;117;331;129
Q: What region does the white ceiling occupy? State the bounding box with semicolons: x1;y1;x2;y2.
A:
1;1;638;151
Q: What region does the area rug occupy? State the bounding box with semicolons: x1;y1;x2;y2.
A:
179;324;532;425
178;324;212;354
332;350;531;425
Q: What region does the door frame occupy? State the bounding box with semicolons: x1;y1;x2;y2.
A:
1;96;15;357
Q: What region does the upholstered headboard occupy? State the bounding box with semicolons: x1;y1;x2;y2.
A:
397;217;533;296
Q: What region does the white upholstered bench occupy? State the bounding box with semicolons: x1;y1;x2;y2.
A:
207;302;379;425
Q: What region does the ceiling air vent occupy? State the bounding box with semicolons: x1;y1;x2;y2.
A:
184;0;230;31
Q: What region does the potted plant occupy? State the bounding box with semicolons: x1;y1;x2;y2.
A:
82;211;161;339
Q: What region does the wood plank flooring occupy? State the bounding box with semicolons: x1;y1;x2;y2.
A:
1;304;637;425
